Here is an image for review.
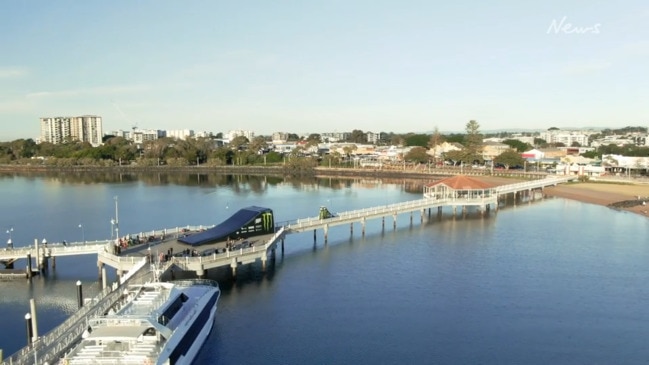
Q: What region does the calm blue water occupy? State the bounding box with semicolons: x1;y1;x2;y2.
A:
1;173;648;364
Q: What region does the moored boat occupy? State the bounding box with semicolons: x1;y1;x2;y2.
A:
60;279;220;365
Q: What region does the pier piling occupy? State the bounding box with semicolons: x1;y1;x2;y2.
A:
323;225;328;243
101;266;107;290
29;298;38;343
76;281;83;309
26;253;32;279
24;313;33;346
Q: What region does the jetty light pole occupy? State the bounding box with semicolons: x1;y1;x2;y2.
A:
78;224;85;243
114;196;119;243
110;219;115;240
6;227;13;249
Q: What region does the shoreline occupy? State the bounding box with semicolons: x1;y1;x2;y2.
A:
542;182;649;218
3;164;647;218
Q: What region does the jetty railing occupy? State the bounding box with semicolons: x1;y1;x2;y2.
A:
494;176;574;195
0;225;216;261
286;196;496;231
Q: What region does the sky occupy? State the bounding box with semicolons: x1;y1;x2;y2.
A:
1;0;648;141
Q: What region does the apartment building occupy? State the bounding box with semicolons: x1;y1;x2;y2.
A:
540;130;590;146
167;129;195;140
225;130;254;142
40;115;103;147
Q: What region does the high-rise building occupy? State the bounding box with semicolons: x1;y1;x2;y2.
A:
40;115;103;147
40;117;72;145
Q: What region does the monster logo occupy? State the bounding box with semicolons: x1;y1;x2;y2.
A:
261;211;273;232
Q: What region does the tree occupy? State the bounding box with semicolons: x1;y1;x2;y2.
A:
443;150;463;165
461;120;483;164
191;137;214;164
502;139;532;152
342;145;357;159
349;130;366;143
389;134;404;146
580;150;599;159
404;146;429;163
534;138;547;147
444;133;464;144
115;143;137;163
249;136;268;154
264;151;283;164
306;134;321;143
428;127;444;150
304;134;321;151
210;146;233;165
494;150;525;170
404;134;429;147
428;127;445;165
229;136;249;150
9;139;37;159
142;137;174;163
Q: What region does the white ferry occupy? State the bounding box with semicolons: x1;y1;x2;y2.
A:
60;279;220;365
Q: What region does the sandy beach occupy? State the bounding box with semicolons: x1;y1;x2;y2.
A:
477;176;649;217
543;181;649;216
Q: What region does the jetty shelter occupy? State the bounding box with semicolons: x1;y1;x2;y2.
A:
423;175;496;200
178;206;274;246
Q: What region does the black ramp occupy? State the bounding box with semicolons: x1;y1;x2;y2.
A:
178;206;274;246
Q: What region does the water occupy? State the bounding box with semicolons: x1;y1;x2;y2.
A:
1;172;648;364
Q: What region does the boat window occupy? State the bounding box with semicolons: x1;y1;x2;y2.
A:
158;293;189;324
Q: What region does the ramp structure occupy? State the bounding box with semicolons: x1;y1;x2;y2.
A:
178;206;274;246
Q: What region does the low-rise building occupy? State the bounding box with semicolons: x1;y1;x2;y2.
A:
482;141;511;161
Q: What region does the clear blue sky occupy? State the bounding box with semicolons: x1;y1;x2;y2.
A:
1;0;647;141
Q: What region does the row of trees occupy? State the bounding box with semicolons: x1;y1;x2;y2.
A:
399;120;526;169
2;123;649;169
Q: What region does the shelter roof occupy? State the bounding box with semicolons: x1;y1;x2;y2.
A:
425;175;495;190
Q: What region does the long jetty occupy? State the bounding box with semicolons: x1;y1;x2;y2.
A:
0;175;575;364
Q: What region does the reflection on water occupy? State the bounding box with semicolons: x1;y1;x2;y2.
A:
0;171;432;194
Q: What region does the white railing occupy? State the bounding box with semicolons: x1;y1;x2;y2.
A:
0;225;216;261
287;196;496;231
494;176;574;195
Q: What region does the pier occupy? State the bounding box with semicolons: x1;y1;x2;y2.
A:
0;175;575;364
